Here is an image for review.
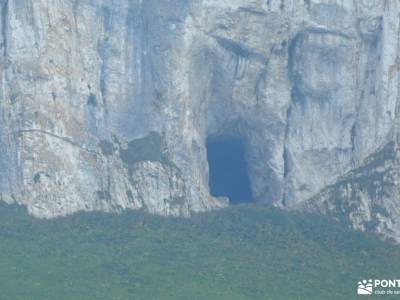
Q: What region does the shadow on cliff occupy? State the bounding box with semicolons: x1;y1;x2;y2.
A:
206;136;254;204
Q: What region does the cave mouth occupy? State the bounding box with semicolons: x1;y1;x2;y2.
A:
206;136;254;204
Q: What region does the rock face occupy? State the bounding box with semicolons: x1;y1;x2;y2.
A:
0;1;399;240
301;142;400;243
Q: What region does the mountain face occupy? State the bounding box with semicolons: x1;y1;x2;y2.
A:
0;0;399;240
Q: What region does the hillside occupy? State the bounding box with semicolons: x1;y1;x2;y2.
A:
0;203;398;300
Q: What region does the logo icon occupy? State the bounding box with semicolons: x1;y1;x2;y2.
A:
358;279;373;295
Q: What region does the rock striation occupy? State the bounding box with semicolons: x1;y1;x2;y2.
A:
0;0;399;241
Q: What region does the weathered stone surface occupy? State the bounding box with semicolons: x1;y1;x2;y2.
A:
301;142;400;243
0;0;399;240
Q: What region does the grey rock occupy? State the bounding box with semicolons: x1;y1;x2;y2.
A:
0;0;399;241
300;142;400;243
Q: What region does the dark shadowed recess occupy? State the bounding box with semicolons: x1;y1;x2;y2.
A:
206;136;253;203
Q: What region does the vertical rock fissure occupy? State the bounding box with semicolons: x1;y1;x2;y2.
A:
281;102;292;207
395;13;400;145
1;0;8;57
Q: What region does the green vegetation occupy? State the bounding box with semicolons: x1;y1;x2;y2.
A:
0;203;399;300
120;132;165;165
118;132;180;178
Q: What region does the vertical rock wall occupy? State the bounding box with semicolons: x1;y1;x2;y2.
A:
0;0;399;241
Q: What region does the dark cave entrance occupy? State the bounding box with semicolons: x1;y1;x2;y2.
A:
206;136;254;204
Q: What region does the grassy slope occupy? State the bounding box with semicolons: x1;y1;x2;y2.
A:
0;203;398;300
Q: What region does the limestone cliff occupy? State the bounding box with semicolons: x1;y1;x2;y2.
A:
0;0;399;241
